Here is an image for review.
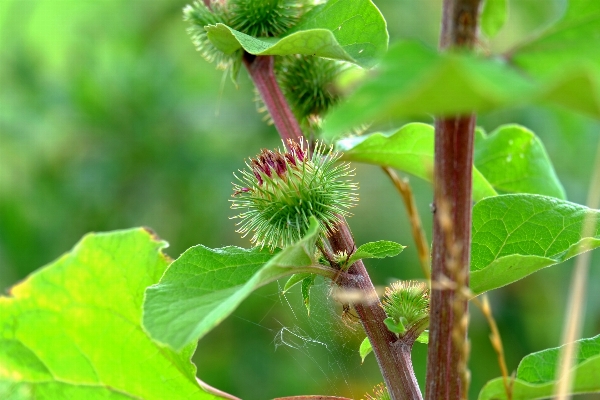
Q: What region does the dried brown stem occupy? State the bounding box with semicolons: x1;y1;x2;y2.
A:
196;377;241;400
472;295;512;400
556;139;600;398
382;167;431;280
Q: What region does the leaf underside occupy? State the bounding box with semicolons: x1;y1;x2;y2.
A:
205;0;388;68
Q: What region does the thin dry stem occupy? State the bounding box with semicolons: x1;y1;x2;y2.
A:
555;139;600;399
472;295;512;400
196;377;241;400
382;167;431;280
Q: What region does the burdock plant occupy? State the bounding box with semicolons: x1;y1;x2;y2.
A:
7;2;600;400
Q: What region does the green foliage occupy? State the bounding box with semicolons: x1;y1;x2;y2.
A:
283;272;315;314
359;336;373;364
510;0;600;118
283;272;312;292
336;122;565;202
0;229;215;399
346;240;405;268
143;217;332;351
287;0;388;67
300;273;316;314
470;194;600;294
336;123;498;201
474;124;565;199
512;0;600;79
3;1;600;398
322;41;535;137
478;335;600;399
481;0;507;39
204;0;387;68
322;3;600;137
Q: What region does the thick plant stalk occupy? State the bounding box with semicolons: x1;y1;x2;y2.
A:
243;54;305;146
243;54;422;399
426;1;482;399
329;220;423;400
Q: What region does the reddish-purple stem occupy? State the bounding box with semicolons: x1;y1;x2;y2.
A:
425;0;482;399
243;54;304;146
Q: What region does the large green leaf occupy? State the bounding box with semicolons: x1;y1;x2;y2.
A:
143;218;333;351
474;124;565;199
0;229;215;399
336;123;498;201
478;335;600;399
470;195;600;294
512;0;600;79
322;41;535;138
323;11;600;138
510;0;600;117
205;0;387;68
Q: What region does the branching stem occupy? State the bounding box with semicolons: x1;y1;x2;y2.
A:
328;219;423;400
243;47;422;400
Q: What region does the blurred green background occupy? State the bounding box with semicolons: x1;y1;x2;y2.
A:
1;0;598;398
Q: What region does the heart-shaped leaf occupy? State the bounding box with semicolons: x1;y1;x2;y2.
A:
0;229;215;399
470;194;600;294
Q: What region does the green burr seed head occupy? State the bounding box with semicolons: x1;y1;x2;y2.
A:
231;140;358;250
276;55;346;124
184;1;236;70
229;0;307;37
382;280;430;330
